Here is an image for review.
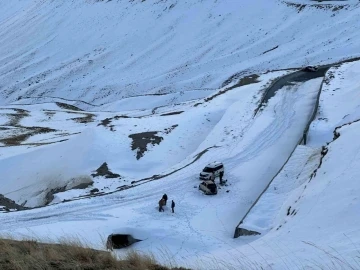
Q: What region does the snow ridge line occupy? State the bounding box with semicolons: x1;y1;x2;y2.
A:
309;117;360;181
302;75;328;145
233;73;327;238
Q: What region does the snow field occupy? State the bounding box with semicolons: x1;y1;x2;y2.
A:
0;0;360;269
1;0;360;107
0;70;325;269
222;60;360;269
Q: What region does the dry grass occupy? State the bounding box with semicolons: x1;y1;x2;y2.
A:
0;238;190;270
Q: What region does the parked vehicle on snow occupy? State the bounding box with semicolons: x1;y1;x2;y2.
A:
302;66;318;72
199;162;224;181
199;180;218;195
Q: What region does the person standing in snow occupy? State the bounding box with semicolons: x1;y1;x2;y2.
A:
159;199;165;212
171;200;175;213
211;172;215;182
162;194;168;205
219;171;224;184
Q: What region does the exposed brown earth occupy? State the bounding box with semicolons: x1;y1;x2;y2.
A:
91;162;121;179
129;131;163;160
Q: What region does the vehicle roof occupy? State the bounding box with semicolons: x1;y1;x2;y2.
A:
203;180;216;184
205;162;223;168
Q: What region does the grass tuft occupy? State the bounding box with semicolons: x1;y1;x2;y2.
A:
0;238;190;270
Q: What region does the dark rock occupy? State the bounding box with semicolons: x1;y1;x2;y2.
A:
106;234;142;250
0;194;27;211
91;162;121;178
128;132;163;160
160;111;184;116
98;118;112;127
55;102;83;111
90;188;99;194
45;186;66;205
233;227;261;238
72;182;93;190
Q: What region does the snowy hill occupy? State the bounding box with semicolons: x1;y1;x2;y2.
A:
1;0;360;107
1;0;360;269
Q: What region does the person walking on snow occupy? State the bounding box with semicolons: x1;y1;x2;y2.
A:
171;200;175;213
162;194;168;205
159;199;165;212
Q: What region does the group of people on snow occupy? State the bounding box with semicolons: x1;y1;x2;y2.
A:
157;165;226;213
159;194;175;213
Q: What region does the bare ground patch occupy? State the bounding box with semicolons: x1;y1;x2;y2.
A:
0;108;95;147
160;111;184;116
71;113;95;123
97;115;132;130
128;125;178;160
43;109;95;124
98;115;143;132
0;108;30;126
129;131;164;160
283;1;349;12
0;194;27;212
0;126;56;146
55;102;83;111
91;162;121;179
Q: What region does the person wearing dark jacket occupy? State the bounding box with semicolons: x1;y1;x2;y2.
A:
219;171;224;184
162;194;168;205
171;200;175;213
159;198;165;212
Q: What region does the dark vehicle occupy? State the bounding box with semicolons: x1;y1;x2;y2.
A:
302;66;318;72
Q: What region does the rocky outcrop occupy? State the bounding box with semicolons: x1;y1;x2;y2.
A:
106;234;142;250
91;162;121;178
233;227;261;238
0;194;27;212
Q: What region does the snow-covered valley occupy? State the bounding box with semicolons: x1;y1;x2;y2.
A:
1;0;360;269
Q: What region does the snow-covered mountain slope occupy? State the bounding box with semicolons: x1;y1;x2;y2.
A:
1;0;360;108
1;70;291;207
0;65;331;269
228;60;360;269
1;0;360;269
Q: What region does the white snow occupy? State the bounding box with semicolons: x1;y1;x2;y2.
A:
1;1;360;269
224;61;360;269
1;0;360;108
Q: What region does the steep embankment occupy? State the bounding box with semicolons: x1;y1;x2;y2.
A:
226;60;360;269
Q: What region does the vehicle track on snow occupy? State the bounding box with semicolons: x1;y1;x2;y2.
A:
0;65;341;233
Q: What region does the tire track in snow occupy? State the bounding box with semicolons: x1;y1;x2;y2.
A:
207;84;297;172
